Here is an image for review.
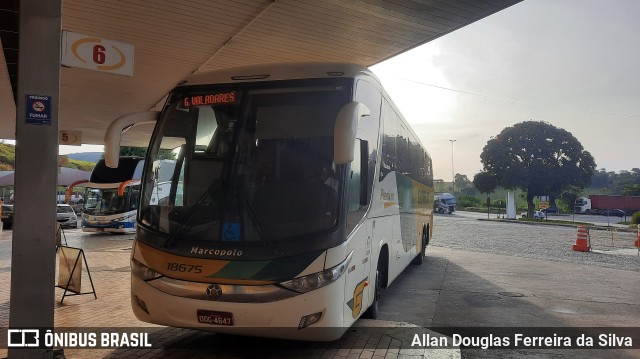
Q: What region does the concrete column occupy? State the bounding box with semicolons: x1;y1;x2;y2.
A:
506;192;516;219
9;0;61;358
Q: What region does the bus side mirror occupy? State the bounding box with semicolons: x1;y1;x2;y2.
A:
104;111;159;168
334;102;370;165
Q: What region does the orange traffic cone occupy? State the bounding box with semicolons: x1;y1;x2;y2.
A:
634;225;640;248
572;225;591;252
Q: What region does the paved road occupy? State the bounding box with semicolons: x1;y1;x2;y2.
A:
378;212;640;358
432;211;639;271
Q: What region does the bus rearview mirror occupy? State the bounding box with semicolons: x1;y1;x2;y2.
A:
104;111;159;168
334;102;370;165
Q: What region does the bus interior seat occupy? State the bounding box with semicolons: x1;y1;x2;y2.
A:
253;181;337;225
185;156;223;205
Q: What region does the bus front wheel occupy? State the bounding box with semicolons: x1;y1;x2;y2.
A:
363;268;382;319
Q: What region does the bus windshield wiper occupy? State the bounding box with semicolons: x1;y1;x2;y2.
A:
162;181;221;248
234;178;281;256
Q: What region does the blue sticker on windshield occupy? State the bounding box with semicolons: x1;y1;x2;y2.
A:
222;223;240;241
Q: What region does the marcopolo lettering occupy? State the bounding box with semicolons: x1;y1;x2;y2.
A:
191;246;243;257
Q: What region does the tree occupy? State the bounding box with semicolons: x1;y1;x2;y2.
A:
119;146;147;157
119;146;176;160
590;168;640;194
473;172;498;194
558;186;582;212
622;184;640;196
454;173;472;192
590;168;611;189
480;121;596;216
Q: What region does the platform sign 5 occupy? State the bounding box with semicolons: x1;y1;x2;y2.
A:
61;31;134;77
25;94;52;125
59;130;82;145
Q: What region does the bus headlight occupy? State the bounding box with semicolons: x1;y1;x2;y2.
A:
131;258;162;281
280;251;353;293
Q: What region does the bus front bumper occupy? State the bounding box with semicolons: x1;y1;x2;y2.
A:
131;275;348;341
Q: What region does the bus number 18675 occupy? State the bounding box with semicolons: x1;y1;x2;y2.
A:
167;263;203;273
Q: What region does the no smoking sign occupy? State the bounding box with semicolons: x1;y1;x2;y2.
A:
25;94;52;125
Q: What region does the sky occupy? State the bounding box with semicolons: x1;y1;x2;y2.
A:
59;0;639;181
371;0;640;182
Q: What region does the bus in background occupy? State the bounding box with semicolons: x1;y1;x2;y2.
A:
81;157;144;233
104;63;434;340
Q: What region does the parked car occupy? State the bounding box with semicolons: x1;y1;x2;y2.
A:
542;206;559;214
604;209;625;217
1;204;13;228
56;204;78;228
521;210;545;219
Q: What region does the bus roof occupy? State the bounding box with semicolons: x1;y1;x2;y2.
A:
178;62;378;87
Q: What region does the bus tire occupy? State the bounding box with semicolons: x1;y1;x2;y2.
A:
363;268;381;319
412;227;428;265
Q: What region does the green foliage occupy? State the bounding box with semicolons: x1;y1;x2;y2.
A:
0;143;16;170
480;120;596;213
631;211;640;225
456;194;482;208
492;199;506;208
460;186;479;196
554;198;571;213
120;146;175;160
622;184;640;196
454;173;471;190
119;146;147;157
558;186;582;211
158;149;176;160
473;172;497;194
434;180;450;193
67;159;95;172
586;168;640;195
0;142;95;172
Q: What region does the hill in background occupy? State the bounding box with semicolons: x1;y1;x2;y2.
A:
66;152;103;163
0;143;96;172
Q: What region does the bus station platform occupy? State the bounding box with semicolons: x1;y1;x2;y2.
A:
2;214;639;358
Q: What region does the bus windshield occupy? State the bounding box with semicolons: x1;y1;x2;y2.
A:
140;79;352;246
84;187;136;215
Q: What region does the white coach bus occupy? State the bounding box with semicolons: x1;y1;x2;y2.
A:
80;157;144;233
105;62;434;340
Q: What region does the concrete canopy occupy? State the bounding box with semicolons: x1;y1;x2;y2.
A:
0;167;90;187
0;0;521;148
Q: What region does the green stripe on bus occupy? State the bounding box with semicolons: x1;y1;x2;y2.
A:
206;250;324;281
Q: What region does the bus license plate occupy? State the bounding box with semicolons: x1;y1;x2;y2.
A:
197;310;234;326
